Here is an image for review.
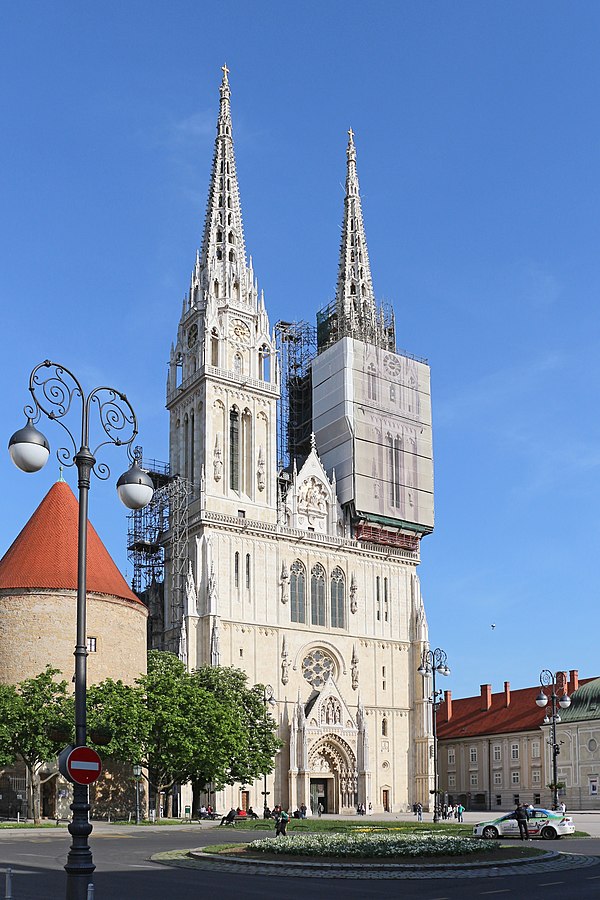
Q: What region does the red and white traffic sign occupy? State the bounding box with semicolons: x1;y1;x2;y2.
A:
65;746;102;785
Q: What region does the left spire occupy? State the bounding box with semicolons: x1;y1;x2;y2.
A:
197;65;250;305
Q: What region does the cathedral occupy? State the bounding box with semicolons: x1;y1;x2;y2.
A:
150;67;435;815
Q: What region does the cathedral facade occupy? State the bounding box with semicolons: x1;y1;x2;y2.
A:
161;68;435;815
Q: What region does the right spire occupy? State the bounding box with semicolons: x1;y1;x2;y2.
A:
331;129;395;351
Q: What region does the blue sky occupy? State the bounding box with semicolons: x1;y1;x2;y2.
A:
1;1;599;699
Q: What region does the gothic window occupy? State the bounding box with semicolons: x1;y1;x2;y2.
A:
216;248;223;260
229;408;240;491
311;564;326;627
384;577;389;622
390;384;396;402
290;560;306;623
302;649;334;689
233;353;242;376
228;213;232;225
350;283;356;295
229;249;234;261
234;552;239;588
376;576;381;621
216;230;222;242
190;410;195;486
330;567;345;629
259;345;271;382
218;195;223;207
367;364;377;401
227;197;232;208
245;553;251;589
382;718;388;737
228;231;234;243
387;434;402;508
211;329;219;366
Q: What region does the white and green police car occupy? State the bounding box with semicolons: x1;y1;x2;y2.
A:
474;808;575;840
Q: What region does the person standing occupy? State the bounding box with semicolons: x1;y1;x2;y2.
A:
416;802;423;822
457;803;464;823
317;802;324;818
515;803;530;840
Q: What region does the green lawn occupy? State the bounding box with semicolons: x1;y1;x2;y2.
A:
215;818;474;836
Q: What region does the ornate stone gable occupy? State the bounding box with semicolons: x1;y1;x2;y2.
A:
283;438;343;535
305;677;355;732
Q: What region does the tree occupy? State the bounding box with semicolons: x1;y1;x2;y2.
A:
0;667;71;823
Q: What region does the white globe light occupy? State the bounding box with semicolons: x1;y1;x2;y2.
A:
116;463;154;510
8;420;50;473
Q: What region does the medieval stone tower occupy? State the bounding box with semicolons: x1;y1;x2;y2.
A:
161;67;434;815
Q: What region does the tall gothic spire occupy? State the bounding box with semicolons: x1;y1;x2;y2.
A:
329;129;394;350
195;65;254;308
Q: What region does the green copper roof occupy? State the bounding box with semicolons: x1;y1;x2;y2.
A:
558;677;600;722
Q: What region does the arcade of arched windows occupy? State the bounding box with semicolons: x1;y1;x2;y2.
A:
289;560;346;629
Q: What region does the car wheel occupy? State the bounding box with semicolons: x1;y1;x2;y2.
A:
482;826;498;839
541;825;557;840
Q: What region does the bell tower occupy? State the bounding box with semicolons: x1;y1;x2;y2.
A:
166;67;279;523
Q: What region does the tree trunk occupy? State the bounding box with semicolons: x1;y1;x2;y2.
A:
29;766;41;825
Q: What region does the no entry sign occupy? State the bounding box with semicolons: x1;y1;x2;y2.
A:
65;746;102;785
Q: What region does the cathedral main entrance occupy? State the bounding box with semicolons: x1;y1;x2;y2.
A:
310;778;330;814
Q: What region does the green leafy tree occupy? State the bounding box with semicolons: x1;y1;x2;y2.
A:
0;667;71;823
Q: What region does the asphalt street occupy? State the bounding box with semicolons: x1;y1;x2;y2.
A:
0;817;598;900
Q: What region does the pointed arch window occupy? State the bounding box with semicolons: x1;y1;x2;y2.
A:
229;408;240;491
211;329;219;366
233;353;243;377
330;567;345;629
245;553;251;589
290;560;306;623
382;717;388;737
387;434;402;508
229;249;235;261
311;564;326;627
234;551;240;588
259;345;271;382
367;364;377;401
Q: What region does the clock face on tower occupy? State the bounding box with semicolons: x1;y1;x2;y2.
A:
230;318;251;343
187;324;198;348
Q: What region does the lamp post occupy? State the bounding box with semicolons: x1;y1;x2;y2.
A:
418;647;450;824
8;361;154;900
535;670;571;811
262;685;276;818
133;765;142;825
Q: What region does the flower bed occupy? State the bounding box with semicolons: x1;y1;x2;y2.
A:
249;832;499;859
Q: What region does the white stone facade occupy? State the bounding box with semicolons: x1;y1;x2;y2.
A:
164;68;434;815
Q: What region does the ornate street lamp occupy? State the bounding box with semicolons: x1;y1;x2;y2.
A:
418;647;450;824
8;360;153;900
133;765;143;825
535;669;571;811
261;685;276;819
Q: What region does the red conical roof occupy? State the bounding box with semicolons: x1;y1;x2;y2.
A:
0;480;140;604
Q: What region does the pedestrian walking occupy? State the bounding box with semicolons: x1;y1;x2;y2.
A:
416;802;423;822
457;803;464;823
515;802;530;840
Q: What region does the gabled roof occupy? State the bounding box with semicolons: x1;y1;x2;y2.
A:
0;480;140;605
437;678;597;740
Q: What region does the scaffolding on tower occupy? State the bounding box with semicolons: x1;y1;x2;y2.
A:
275;320;317;471
126;457;190;652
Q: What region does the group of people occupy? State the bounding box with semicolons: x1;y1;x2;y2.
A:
412;801;464;822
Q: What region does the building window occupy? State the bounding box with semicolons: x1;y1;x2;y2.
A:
376;576;381;620
367;364;377;400
588;738;598;753
234;552;239;588
86;637;97;653
382;718;388;737
382;666;386;691
470;747;477;764
493;771;502;786
229;408;240;491
470;773;478;788
511;743;519;761
589;777;599;796
533;793;541;805
532;769;541;784
245;553;251;589
387;434;402;508
290;561;306;623
493;744;501;762
233;353;242;376
496;795;502;806
513;794;520;806
330;567;345;629
511;771;520;785
302;649;334;689
384;577;389;622
531;741;541;759
448;773;456;788
447;748;455;766
311;564;326;627
211;329;219;365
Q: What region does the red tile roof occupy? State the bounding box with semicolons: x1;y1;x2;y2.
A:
437;678;596;740
0;480;141;605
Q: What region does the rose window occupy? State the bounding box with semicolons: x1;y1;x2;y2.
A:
302;650;334;689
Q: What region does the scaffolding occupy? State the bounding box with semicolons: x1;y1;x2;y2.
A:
127;459;190;650
275;320;317;470
316;297;396;353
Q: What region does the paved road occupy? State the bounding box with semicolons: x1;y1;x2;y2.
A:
0;821;598;899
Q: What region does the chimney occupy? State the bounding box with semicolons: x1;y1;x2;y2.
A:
480;683;492;711
444;690;452;722
504;681;511;708
569;670;579;695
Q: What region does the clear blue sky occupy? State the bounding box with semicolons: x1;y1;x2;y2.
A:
1;1;599;699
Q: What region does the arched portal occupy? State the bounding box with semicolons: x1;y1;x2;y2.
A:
307;734;357;814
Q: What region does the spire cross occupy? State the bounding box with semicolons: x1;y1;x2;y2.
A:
221;63;230;82
348;127;354;143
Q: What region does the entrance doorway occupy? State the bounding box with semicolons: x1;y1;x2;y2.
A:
382;789;390;812
310;779;329;814
240;790;249;811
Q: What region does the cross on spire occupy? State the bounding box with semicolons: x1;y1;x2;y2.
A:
221;63;229;82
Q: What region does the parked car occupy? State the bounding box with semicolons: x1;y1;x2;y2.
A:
473;808;575;840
